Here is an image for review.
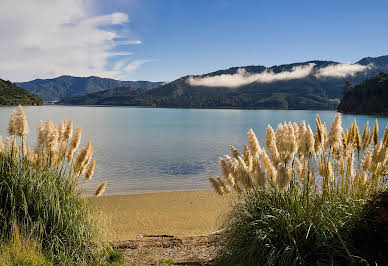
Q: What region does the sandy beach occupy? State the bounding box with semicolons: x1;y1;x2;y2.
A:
95;190;232;241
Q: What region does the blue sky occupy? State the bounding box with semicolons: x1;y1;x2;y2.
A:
0;0;387;82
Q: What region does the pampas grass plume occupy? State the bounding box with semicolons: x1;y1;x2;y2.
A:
64;119;73;141
209;177;223;195
15;105;29;136
8;111;17;136
0;136;4;154
70;126;82;150
328;114;343;151
95;181;107;197
248;129;261;157
85;160;96;180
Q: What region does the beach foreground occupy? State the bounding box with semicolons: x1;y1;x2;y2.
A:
95;190;231;241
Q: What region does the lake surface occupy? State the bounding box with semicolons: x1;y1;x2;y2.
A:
0;106;387;195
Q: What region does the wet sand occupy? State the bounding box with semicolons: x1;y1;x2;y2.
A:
95;190;232;241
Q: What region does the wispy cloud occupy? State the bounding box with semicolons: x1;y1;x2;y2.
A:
118;40;142;45
187;63;316;87
314;63;373;78
0;0;148;81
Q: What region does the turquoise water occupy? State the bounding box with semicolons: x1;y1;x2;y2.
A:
0;106;387;195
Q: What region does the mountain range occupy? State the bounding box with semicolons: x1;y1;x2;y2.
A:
19;55;388;110
16;76;163;102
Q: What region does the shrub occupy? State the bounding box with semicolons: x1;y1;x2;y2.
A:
210;114;388;265
0;106;111;264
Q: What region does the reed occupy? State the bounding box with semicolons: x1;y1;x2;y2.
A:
0;106;114;265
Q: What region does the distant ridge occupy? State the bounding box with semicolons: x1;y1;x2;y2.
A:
17;75;163;102
62;54;388;110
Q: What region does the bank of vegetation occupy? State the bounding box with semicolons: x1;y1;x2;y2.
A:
210;114;388;265
0;106;122;265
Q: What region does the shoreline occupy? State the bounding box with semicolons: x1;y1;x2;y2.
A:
95;190;232;241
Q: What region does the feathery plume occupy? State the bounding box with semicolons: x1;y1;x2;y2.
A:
5;137;11;153
242;145;252;170
0;136;4;154
294;157;303;182
219;157;229;180
59;120;67;141
252;167;266;188
361;151;372;172
224;155;236;187
35;121;46;152
70;126;82;150
85;160;96;180
68;148;76;162
265;125;280;163
236;156;254;188
276;163;290;191
95;181;107;197
45;120;59;151
64;119;73;141
248;129;261;158
15;105;29;136
318;157;324;177
304;125;315;158
338;157;345;178
328;114;343;151
345;152;354;183
261;150;277;182
292;122;299;138
8;111;17;136
209;177;224;195
383;125;388;147
371;119;379;146
25;148;37;166
361;121;369;150
217;176;231;193
353;122;361;153
59;141;66;160
74;141;93;175
229;145;240;159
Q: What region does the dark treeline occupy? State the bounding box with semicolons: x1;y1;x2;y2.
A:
338;73;388;115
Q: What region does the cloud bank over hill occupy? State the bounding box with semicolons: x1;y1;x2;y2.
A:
187;63;316;88
315;63;373;78
187;63;373;88
0;0;146;81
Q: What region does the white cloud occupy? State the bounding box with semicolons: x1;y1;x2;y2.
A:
118;40;142;45
314;63;373;78
187;63;316;88
0;0;148;81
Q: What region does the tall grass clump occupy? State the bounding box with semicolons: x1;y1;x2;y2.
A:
210;114;388;265
0;223;53;265
0;106;112;264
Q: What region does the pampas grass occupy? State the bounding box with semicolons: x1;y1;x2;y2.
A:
0;106;115;265
212;114;388;265
210;114;387;198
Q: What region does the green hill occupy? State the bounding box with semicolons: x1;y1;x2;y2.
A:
0;79;43;105
337;73;388;115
